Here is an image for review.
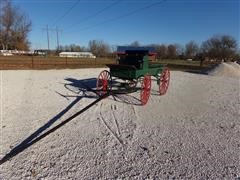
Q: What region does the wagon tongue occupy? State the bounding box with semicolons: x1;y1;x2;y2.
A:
0;93;109;165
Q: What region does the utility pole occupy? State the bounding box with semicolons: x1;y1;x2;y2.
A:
43;26;62;53
55;27;62;52
43;25;50;52
46;25;50;51
56;27;59;51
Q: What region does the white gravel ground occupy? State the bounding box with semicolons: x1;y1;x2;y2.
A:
0;68;239;179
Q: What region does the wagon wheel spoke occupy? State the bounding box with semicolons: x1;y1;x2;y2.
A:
140;75;151;105
96;70;112;96
159;68;170;96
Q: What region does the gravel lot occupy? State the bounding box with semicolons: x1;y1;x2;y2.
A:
0;67;239;179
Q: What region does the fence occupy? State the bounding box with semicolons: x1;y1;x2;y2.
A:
0;55;217;71
0;56;116;70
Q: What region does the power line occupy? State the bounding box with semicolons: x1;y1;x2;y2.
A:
50;0;121;48
43;25;50;50
55;27;62;51
52;0;81;26
43;25;61;50
68;0;121;29
67;0;168;32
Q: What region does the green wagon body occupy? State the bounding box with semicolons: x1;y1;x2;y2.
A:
106;49;165;82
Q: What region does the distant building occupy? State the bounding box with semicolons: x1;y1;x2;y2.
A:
34;49;48;56
59;52;96;59
0;50;13;56
0;49;34;56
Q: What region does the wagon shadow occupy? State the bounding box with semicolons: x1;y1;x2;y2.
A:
63;77;143;106
0;78;100;165
0;77;145;164
58;77;99;99
184;70;209;75
65;77;97;92
184;65;216;75
112;93;142;106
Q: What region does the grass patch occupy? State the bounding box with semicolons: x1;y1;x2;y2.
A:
154;59;201;66
151;59;211;72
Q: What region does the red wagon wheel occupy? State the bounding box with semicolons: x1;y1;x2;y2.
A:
96;70;112;96
159;68;170;95
140;75;151;105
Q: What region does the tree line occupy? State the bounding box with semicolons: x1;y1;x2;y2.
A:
59;35;239;61
58;40;112;58
129;36;239;61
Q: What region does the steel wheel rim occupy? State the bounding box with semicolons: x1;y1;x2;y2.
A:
140;75;151;105
96;70;112;96
159;68;170;95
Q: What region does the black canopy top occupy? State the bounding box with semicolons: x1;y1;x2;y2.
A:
116;46;156;55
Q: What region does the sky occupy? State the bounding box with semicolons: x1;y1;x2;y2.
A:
11;0;240;50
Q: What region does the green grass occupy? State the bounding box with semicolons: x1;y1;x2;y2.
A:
150;59;211;72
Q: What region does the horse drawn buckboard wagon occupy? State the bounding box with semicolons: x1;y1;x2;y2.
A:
96;46;170;105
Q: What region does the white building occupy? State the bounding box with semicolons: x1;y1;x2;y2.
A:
0;50;13;56
0;50;34;56
59;52;96;59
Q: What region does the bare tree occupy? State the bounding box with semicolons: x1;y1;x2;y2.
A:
167;44;177;59
174;43;184;57
130;41;140;47
152;44;167;59
69;44;81;52
185;41;199;59
110;45;117;58
110;45;117;53
201;35;238;61
58;44;86;52
0;0;31;50
88;40;110;57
